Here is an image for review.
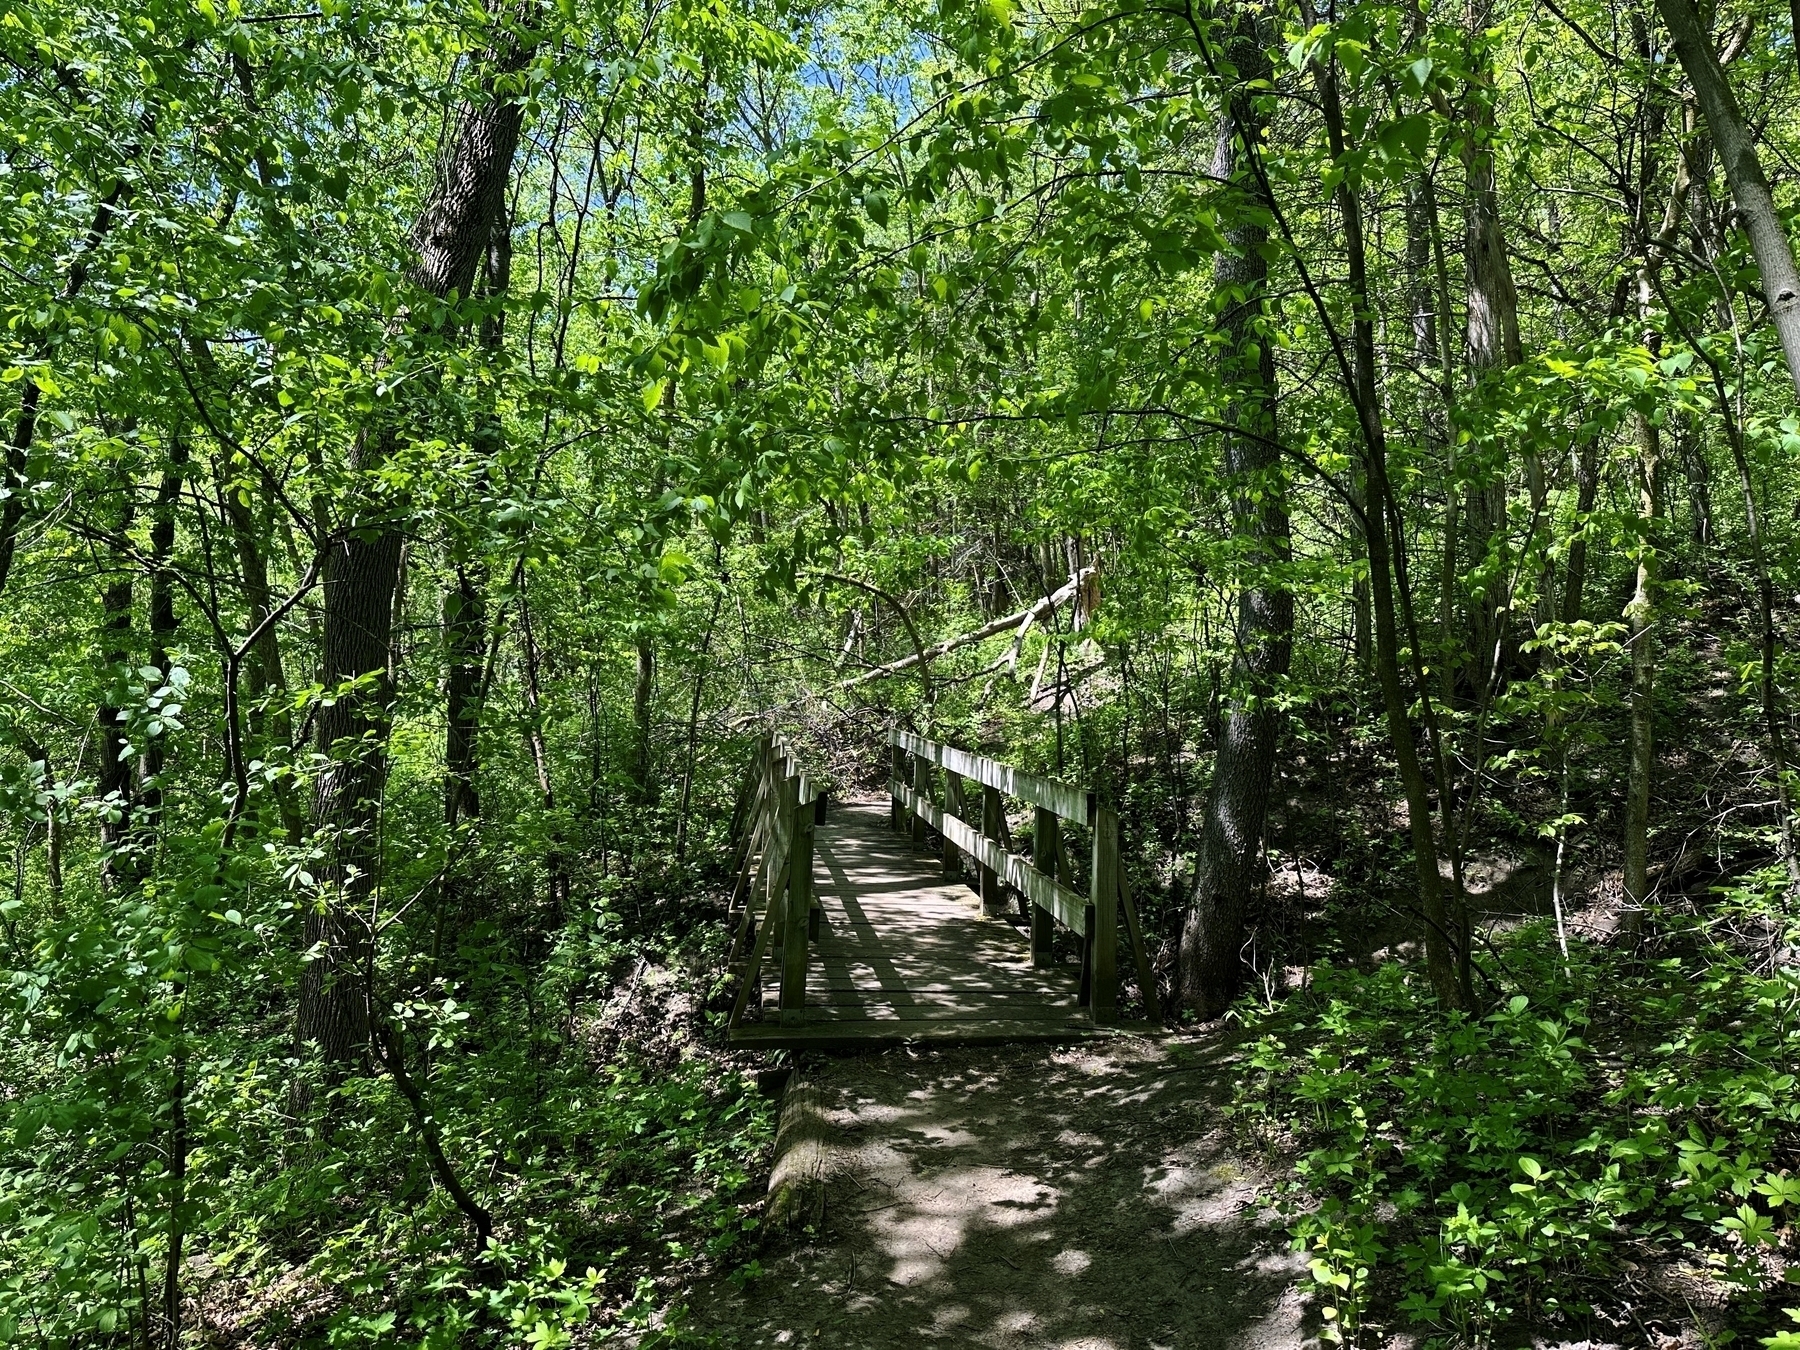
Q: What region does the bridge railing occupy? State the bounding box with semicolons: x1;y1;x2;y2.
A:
887;727;1158;1025
724;732;826;1030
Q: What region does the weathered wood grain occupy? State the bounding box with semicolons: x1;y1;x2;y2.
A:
889;728;1095;824
729;800;1107;1051
766;1072;830;1232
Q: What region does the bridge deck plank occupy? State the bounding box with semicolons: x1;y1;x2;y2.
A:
729;800;1104;1050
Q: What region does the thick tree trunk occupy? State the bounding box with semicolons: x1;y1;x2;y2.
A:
1461;0;1525;691
1656;0;1800;398
301;493;403;1064
442;197;512;832
299;35;534;1064
1180;12;1293;1018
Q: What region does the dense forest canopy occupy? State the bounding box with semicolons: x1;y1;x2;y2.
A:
5;0;1800;1339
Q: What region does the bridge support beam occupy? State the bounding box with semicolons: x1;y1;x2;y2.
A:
910;754;929;845
1089;807;1119;1024
943;772;964;878
781;776;813;1024
1031;808;1057;967
979;786;1004;914
890;744;906;831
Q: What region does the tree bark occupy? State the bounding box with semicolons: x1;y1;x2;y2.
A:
1655;0;1800;399
631;636;656;806
299;25;535;1065
217;449;304;840
443;562;486;826
518;572;568;915
0;181;129;597
97;495;136;894
442;187;512;832
1461;0;1525;691
137;440;187;862
1408;171;1461;708
1180;11;1293;1018
1313;46;1465;1006
1622;394;1662;913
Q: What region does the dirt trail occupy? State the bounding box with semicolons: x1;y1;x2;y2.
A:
687;1034;1309;1349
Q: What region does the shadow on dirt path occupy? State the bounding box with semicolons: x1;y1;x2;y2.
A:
687;1035;1311;1349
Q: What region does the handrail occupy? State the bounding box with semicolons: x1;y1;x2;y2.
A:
770;730;825;808
888;727;1093;825
725;732;824;1031
887;727;1159;1026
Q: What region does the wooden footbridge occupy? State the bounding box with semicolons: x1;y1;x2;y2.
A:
724;729;1158;1050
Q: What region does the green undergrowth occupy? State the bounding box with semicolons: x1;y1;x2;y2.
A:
1233;867;1800;1348
0;896;775;1348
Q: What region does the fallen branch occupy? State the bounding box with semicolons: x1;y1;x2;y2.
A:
767;1069;832;1233
840;567;1096;689
371;1017;494;1251
813;571;937;711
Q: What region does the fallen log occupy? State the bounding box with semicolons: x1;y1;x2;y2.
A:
840;567;1096;689
766;1069;832;1233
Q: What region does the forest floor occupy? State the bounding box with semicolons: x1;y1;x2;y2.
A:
676;1032;1312;1350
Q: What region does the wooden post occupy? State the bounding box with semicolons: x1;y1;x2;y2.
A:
980;785;1003;914
1079;903;1094;1006
781;776;812;1024
910;753;929;845
1117;866;1161;1025
889;741;906;830
1089;806;1119;1024
1031;807;1057;966
943;771;964;878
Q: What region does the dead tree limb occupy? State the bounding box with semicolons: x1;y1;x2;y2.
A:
838;567;1096;689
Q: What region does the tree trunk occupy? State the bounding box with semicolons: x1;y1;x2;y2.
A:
137;440;186;861
217;446;303;840
300;498;403;1065
442;193;512;832
518;573;568;916
1622;401;1662;913
0;182;129;597
1180;11;1293;1018
1461;0;1525;691
1314;47;1465;1006
1715;391;1799;877
674;588;725;864
97;496;136;894
299;33;534;1065
1560;441;1599;624
631;636;656;805
1407;171;1461;708
443;562;487;826
1656;0;1800;398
